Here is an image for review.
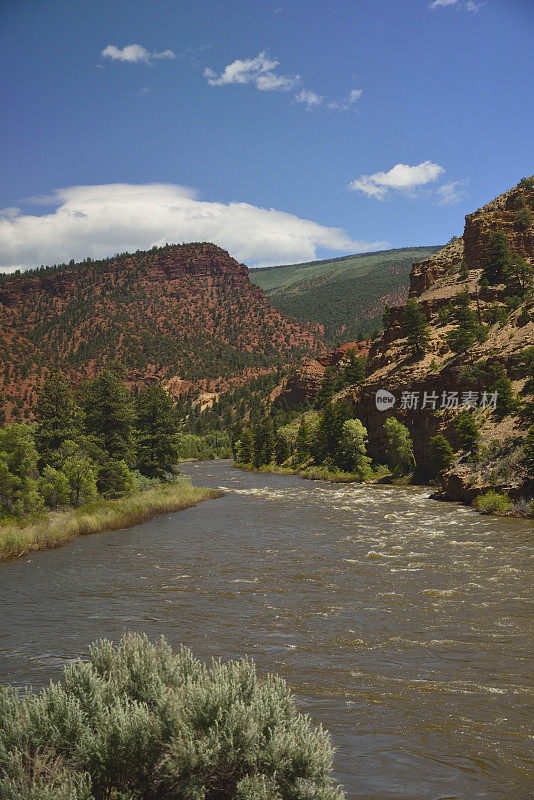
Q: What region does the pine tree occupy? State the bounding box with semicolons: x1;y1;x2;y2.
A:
135;385;180;478
483;232;511;285
429;435;454;474
35;371;81;464
456;411;480;456
83;369;136;464
403;299;430;357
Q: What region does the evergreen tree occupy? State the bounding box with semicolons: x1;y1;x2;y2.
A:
344;352;366;385
253;417;275;467
384;417;415;474
403;299;430;357
490;375;517;419
35;371;81;464
524;425;534;479
135;385;180;478
483;232;511;285
274;434;290;465
84;369;136;464
429;435;454;474
97;459;135;498
456;411;481;456
236;430;254;464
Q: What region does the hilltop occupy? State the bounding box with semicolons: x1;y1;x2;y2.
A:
0;243;321;423
250;246;441;340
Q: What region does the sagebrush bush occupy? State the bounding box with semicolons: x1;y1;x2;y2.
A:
0;634;344;800
473;490;513;515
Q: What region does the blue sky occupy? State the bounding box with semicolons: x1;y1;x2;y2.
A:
0;0;532;269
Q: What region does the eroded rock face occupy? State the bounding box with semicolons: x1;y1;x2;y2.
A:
464;181;534;267
272;342;370;408
348;178;534;500
272;359;326;408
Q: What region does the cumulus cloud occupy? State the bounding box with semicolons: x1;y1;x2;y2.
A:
0;184;387;271
102;44;176;63
204;52;299;91
349;161;445;199
436;179;469;205
295;89;325;109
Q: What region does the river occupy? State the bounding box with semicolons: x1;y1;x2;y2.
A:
0;460;532;799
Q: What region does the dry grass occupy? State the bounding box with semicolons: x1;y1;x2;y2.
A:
0;482;222;562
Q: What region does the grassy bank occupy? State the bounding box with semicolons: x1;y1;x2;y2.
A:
235;461;390;483
0;481;222;562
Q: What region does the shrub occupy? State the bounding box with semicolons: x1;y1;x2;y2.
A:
0;634;345;800
474;490;513;515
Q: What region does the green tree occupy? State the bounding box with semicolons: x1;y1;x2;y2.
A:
236;430;254;464
503;252;533;296
56;441;99;507
295;419;311;464
523;425;534;479
84;369;136;464
35;371;81;464
0;424;42;516
403;299;430;357
344;352;366;385
483;232;511;285
315;366;341;409
339;419;372;476
135;385;180;478
490;375;517;419
97;459;135;498
253;417;275;467
384;417;415;474
447;326;476;354
456;411;481;456
274;434;291;464
38;465;70;508
429;434;454;474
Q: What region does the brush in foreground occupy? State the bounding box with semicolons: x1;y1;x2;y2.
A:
0;632;345;800
0;482;221;561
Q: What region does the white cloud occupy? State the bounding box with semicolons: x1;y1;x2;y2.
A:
101;44;176;64
349;161;445;199
436;179;468;205
327;88;362;110
0;184;387;271
429;0;458;8
295;89;325;109
428;0;482;10
204;52;299;91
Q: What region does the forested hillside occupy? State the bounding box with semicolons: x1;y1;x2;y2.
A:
0;243;321;422
250;246;441;340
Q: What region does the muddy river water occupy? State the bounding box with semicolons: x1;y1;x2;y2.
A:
0;460;532;799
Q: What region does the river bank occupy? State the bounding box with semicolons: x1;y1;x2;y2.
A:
0;481;222;562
